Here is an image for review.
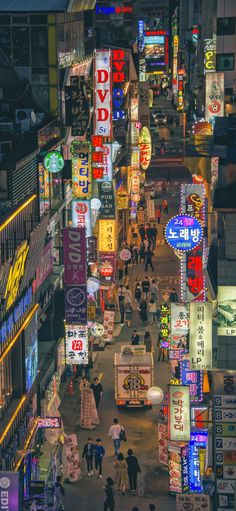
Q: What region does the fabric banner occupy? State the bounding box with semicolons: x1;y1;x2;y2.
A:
63;227;87;285
169;385;190;442
64;434;81;482
103;309;115;342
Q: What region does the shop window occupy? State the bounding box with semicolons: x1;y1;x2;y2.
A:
12;26;30;66
0;27;11;60
30;15;47;25
217;17;235;35
30;26;48;65
216;53;235;71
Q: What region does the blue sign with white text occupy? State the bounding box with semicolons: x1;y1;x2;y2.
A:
165;215;203;251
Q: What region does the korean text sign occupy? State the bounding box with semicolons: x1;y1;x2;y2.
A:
165;215;203;251
176;494;210;511
205;72;224;121
66;324;88;364
190;302;212;370
0;471;19;511
71;142;92;199
72;200;92;237
170;303;189;336
98;219;116;252
94;50;112;137
169;385;190;442
63;227;87;285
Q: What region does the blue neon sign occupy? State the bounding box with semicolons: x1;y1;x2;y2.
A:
165;215;203;251
0;286;33;344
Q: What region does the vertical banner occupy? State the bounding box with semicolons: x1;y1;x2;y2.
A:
0;472;19;511
94;50;112;137
98;219;116;252
205;72;224;121
72;200;92;237
64;434;81;482
98;181;116;219
138;81;150;126
169;385;190;442
204;39;216;73
65;324;88;364
63;227;87;285
170;303;189;336
189;302;212;370
71;141;92;199
65;76;89;137
103;309;115;342
65;285;87;324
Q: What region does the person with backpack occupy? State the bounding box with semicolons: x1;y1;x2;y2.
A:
54;476;65;511
108;418;123;457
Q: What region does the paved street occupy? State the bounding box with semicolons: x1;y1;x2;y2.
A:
58;176;185;511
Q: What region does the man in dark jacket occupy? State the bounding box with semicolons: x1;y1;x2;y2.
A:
126;449;141;494
82;437;95;476
169;288;179;303
54;475;65;510
138;224;146;242
131;330;140;345
142;277;150;299
145;247;154;271
90;377;103;409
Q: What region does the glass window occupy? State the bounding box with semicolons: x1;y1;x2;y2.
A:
12;16;28;24
12;26;30;65
30;26;48;65
0;27;12;60
216;53;235;71
32;67;48;84
0;15;10;25
217;17;235;35
30;15;47;25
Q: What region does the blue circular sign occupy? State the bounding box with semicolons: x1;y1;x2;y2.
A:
165;214;203;252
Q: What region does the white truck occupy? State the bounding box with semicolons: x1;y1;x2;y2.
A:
114;345;154;408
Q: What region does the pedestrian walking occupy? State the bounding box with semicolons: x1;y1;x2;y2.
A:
94;438;105;478
79;376;90;395
155;206;161;224
144;331;152;353
103;477;115;511
54;476;65;511
113;453;129;494
149;505;156;511
90;377;103;410
161;181;167;194
142;276;150;299
169;287;179;303
131;330;140;345
144;237;149;250
138;224;146;242
125;303;133;328
146;223;153;244
82;437;95;476
118;284;125;325
175;116;179;128
108;418;122;457
117;258;124;281
151;224;158;246
162;199;168;215
157;336;166;361
124;285;133;306
148;299;157;324
139;242;146;263
150;279;158;302
139;298;148;324
132;244;139;265
126;449;141;495
134;283;142;304
145;247;154;272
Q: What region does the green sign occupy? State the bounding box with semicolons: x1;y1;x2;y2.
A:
43;150;64;173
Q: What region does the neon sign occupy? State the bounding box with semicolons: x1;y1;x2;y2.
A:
96;5;133;15
4;241;29;311
112;49;127;121
94;50;112;137
165;215;203;252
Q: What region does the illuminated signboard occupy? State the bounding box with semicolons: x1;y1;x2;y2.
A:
205;72;224;122
217;287;236;336
180;352;203;403
204;39;216;73
65;285;87;325
170;303;189;336
145;36;165;74
25;310;38;390
72;200;92;237
0;472;20;511
38;417;61;428
98;219;116;252
65;324;88;365
139;126;152;171
96;5;133;15
43;151;64;173
159;302;170;348
189;302;212;370
94;50;112;137
4;241;29;311
71;141;92;200
112;49;127;121
189;431;208;493
63;227;86;285
168;443;189;494
181;183;205;225
169;385;190;442
0;286;33;345
165;215;203;251
98;181;115;219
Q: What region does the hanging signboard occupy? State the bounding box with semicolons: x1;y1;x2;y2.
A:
63;227;87;285
65;76;89;137
98;181;115;219
204;39;216;73
189;302;212;370
170;303;189;336
94;50;112;136
98;219;116;252
65;285;87;324
180;353;203;402
139;126;152;171
65;324;88;364
71;141;92;200
165;215;203;252
72;200;92;237
169;385;190;442
0;472;20;511
217;286;236;336
112;49;127;121
43;150;64;173
205;72;224;121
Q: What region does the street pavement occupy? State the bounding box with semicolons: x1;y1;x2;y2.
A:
58;177;185;511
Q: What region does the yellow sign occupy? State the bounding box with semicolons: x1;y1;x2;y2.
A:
98;219;116;252
117;196;129;210
71;141;92;200
139;126;152;171
5;241;29;311
88;305;96;320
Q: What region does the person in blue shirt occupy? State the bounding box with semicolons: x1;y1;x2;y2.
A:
94;438;105;478
82;437;95;476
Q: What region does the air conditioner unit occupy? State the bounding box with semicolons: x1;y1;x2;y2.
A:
0;122;13;133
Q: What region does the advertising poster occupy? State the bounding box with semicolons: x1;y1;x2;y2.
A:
170;303;189;336
98;181;115;219
217;286;236;336
63;227;87;285
169;385;190;442
65;285;87;324
24;311;38;391
65;325;88;364
64;434;81;482
157;422;168;466
137;209;146;225
169;336;189;351
35;241;53;289
205;72;224;121
103;309;115;342
190;302;212;370
94;50;112;137
98;219;116;252
71;141;92;200
0;472;19;511
144;35;166;73
72;200;92;237
176;494;210;511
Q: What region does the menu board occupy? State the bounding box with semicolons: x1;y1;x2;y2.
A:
64;434;81;482
103;309;115;342
176;494;210;511
168;443;189;494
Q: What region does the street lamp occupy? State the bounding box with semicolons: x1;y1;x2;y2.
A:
147;386;164;405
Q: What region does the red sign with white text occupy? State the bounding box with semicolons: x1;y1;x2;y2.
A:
94;50;112;137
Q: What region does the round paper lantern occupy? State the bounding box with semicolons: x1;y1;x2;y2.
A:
90;323;105;338
147;386;164;405
87;277;100;293
100;263;113;277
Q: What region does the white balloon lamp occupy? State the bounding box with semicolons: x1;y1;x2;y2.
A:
147;386;164;405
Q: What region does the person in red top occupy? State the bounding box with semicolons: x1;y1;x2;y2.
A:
162;199;168;215
155;206;161;224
